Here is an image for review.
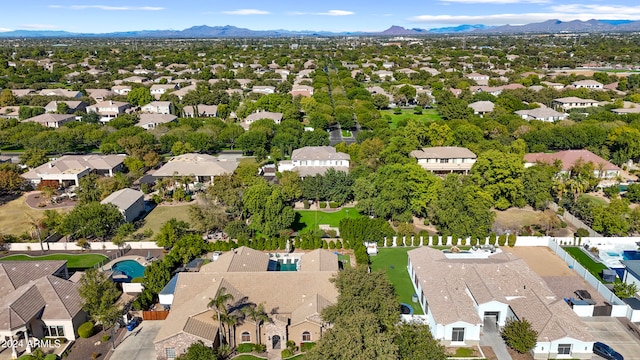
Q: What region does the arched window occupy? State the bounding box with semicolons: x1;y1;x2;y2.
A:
241;331;251;343
302;331;311;342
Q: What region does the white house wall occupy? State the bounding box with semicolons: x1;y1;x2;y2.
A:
442;321;481;346
478;301;510;326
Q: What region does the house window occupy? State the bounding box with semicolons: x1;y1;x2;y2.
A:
557;344;571;355
452;327;465;342
439;159;449;163
302;331;311;342
241;332;251;343
43;325;65;337
166;347;177;359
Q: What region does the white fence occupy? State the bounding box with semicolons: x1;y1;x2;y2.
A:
7;241;161;252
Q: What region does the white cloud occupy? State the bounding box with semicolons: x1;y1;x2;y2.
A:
409;5;640;25
315;10;354;16
49;5;164;11
440;0;549;4
0;28;12;32
221;9;270;15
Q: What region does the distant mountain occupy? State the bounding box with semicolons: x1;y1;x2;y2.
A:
1;20;640;38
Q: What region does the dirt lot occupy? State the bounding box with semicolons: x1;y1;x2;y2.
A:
504;246;576;277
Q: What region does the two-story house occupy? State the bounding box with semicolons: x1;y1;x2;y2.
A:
141;101;174;115
552;97;600;111
86;100;130;122
278;146;350;177
410;147;477;175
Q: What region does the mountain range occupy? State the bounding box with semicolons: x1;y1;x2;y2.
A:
1;19;640;38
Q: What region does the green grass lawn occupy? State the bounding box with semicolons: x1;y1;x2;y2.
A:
564;246;610;282
341;129;352;137
370;247;424;315
382;109;442;129
134;203;194;236
292;207;361;232
0;253;108;270
338;254;351;269
579;194;608;206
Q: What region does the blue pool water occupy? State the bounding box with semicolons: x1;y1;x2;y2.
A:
623;251;640;261
111;260;146;282
607;251;621;257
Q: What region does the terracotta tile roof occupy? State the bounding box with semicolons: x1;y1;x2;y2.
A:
524;150;619;172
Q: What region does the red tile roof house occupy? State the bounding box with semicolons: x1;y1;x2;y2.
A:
524;150;620;179
0;260;87;359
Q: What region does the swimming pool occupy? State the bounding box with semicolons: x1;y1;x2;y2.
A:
111;260;146;282
623;250;640;261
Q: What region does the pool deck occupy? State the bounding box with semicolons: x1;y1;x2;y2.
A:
100;255;150;272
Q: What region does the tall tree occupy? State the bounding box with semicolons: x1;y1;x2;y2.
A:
208;287;234;345
242;303;270;345
61;202;123;240
78;268;122;327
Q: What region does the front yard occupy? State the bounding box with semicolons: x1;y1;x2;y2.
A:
370;247;424;315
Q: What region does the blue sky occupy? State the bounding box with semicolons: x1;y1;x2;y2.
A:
2;0;640;33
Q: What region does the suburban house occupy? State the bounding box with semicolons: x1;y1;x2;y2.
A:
407;247;594;359
0;106;20;119
111;85;132;95
100;188;145;222
153;153;239;185
242;111;283;130
278;146;350;177
38;89;82;99
552;97;600;111
468;101;494;117
154;247;339;360
465;72;489;86
182;105;218;118
515;108;568;122
524;149;621;179
44;101;87;114
150;84;178;99
290;85;314;97
86;100;131;122
251;86;275;95
410;147;477;175
22;113;75;128
0;260;87;359
137;114;178;130
141;101;174;115
85;89;115;102
22;154;126;187
572;80;603;89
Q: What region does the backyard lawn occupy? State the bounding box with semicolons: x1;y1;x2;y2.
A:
382;109;442;129
0;195;69;235
564;246;610;282
370;247;424;315
134;203;193;236
0;253;108;270
292;207;361;232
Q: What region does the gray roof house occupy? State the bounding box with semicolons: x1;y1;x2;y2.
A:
278;146;350;177
44;101;87;114
182;105;218;118
22;154;126;186
101;188;145;222
410;147;477;174
0;260;87;358
141;101;174;115
515;107;568;122
22;113;76;128
242;111;283;130
154;247;339;359
468;101;495;117
408;247;594;359
137;113;178;130
154;153;239;185
552;97;600;110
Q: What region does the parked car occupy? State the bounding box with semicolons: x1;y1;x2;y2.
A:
126;316;140;331
593;342;623;360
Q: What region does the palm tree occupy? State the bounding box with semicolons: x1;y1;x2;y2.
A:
25;213;44;254
221;311;241;348
243;303;270;345
208;287;234;345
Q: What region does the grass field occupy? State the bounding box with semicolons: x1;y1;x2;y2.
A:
0;195;70;235
0;253;108;269
134;203;193;236
292;208;361;231
370;247;424;315
579;194;609;206
382;109;442;129
564;246;610;282
341;129;352;137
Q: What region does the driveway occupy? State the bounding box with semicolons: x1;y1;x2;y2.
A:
109;320;163;360
480;320;512;360
581;317;640;359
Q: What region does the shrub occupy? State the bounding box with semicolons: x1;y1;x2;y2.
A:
140;183;150;194
470;236;478;247
281;349;294;358
303;201;310;209
328;240;336;249
488;233;497;245
78;321;94;338
101;335;111;342
237;343;254;353
286;340;296;351
479;235;486;245
507;234;517;247
560;221;567;228
253;343;267;353
44;355;58;360
131;277;144;283
431;235;439;246
319;202;327;209
460;237;467;246
451;235;458;246
300;342;316;352
501;318;538;353
328;201;339;208
498;234;507;246
576;228;590;238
